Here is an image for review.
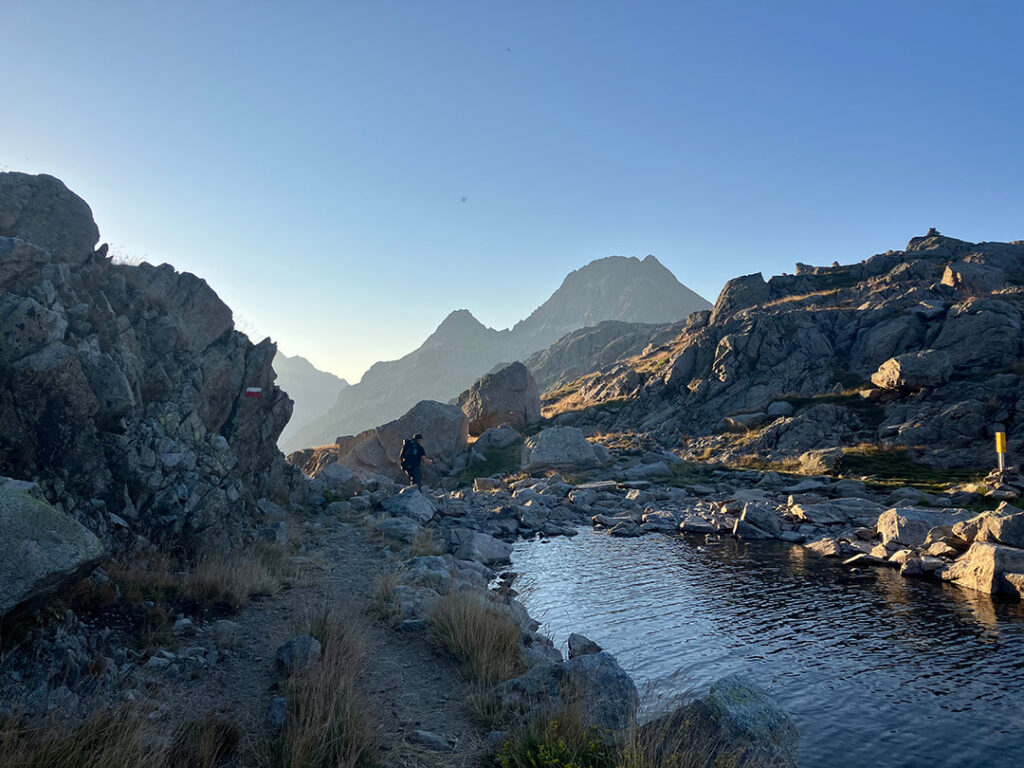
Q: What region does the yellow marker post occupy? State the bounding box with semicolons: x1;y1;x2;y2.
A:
995;430;1007;472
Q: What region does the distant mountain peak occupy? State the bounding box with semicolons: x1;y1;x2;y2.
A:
423;308;495;347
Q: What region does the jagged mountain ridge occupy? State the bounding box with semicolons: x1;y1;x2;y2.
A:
274;352;348;449
283;255;711;451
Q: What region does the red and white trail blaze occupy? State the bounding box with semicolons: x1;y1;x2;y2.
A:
244;387;263;399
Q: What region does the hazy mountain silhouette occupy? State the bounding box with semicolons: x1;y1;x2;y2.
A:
274;353;349;449
282;255;710;451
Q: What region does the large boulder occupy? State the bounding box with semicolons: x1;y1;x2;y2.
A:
313;462;364;497
0;172;99;263
640;676;798;768
521;427;602;473
381;487;436;523
942;542;1024;597
0;487;104;617
450;529;512;565
878;507;972;548
870;350;953;391
457;362;541;436
493;651;639;744
335;400;469;482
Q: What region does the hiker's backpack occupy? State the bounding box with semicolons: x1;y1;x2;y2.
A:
399;439;416;470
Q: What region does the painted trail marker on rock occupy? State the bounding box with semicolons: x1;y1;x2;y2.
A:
244;387;263;399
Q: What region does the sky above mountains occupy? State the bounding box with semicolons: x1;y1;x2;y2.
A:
2;1;1022;382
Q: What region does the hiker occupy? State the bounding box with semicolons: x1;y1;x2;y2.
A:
399;433;428;489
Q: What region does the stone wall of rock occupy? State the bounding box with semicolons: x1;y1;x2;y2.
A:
0;172;302;556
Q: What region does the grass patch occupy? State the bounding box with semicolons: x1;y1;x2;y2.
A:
837;445;987;494
0;707;158;767
167;714;242;768
181;543;288;611
428;591;522;685
72;543;294;650
369;569;402;624
496;694;726;768
261;609;376;768
456;441;523;488
408;528;445;557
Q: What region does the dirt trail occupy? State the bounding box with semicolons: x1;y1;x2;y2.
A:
143;516;490;766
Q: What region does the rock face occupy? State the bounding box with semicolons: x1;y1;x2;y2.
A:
0;172;300;554
287;255;710;448
333;400;469;483
457;362;541;436
0;486;104;616
521;427;604;472
524;320;683;393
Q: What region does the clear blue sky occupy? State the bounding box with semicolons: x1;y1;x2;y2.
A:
2;1;1021;382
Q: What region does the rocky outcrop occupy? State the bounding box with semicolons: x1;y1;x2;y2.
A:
0;172;301;555
0;485;104;617
457;362;541;435
524;320;682;393
287;256;710;448
541;232;1024;471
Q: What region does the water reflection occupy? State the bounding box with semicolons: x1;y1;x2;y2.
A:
511;529;1024;768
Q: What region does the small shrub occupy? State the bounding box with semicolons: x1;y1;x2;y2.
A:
428;591;522;685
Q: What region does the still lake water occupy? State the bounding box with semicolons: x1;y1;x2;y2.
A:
510;529;1024;768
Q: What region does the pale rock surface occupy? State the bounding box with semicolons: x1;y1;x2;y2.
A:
871;350;953;390
521;427;602;472
457;362;541;435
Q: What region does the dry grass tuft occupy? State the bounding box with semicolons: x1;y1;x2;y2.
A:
166;713;242;768
408;528;445;557
369;569;402;623
0;707;157;767
428;591;522;685
181;543;287;610
262;609;376;768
